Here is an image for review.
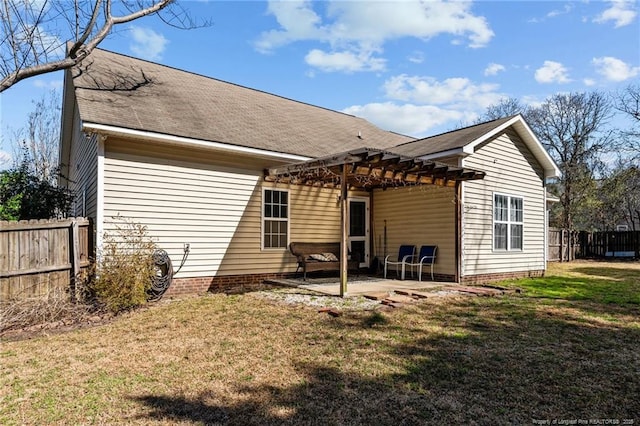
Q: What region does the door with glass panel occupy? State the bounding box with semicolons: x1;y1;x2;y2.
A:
348;197;370;268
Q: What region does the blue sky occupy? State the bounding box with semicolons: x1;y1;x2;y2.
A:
1;0;639;167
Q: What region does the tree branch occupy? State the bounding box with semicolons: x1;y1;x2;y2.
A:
0;0;176;93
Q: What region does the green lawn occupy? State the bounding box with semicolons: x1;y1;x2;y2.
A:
1;261;638;425
503;261;640;305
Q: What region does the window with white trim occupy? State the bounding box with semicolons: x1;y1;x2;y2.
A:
494;194;523;251
263;189;289;249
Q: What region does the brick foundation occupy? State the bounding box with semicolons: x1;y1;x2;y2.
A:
165;272;297;297
461;269;545;285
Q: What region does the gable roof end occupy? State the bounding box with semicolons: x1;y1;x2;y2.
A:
391;115;560;179
490;115;561;179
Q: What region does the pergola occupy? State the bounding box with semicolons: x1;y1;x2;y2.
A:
265;147;486;296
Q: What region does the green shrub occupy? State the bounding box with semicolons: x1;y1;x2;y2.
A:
0;164;73;221
92;217;157;313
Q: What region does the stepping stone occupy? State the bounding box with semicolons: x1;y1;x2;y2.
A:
443;285;503;296
385;294;415;304
318;307;342;316
394;289;431;299
381;299;403;308
363;292;391;301
405;290;432;299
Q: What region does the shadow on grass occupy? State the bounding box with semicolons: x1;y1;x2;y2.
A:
573;266;640;281
133;298;640;424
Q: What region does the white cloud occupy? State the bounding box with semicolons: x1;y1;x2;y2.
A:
547;3;574;18
594;0;637;27
583;78;596;86
325;1;494;48
528;3;573;23
340;73;505;136
256;0;494;72
129;26;168;61
592;56;640;81
33;79;63;89
342;102;466;137
383;74;503;109
535;61;571;84
255;1;325;53
520;95;545;109
305;48;386;73
484;63;505;76
408;51;424;64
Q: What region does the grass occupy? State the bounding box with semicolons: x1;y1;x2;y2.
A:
503;260;640;305
1;261;639;425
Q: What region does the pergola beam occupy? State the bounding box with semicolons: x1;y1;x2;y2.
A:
265;147;486;191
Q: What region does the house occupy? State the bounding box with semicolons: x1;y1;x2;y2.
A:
59;48;560;295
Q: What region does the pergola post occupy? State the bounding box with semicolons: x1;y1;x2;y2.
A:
340;164;348;297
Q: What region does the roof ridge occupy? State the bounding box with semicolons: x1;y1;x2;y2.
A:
90;47;397;127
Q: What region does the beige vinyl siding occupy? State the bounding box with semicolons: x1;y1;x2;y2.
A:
66;106;98;220
103;139;345;278
461;129;546;276
372;185;456;277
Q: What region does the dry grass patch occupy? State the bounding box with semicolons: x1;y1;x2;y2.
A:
1;263;639;424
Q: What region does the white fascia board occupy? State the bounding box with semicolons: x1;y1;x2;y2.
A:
82;123;312;163
462;115;522;154
514;118;562;179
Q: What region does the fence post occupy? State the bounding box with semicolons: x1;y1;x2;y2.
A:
70;220;80;302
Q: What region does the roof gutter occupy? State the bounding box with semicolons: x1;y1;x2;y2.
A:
82;122;312;163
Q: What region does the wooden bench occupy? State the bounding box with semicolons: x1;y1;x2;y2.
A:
289;242;359;280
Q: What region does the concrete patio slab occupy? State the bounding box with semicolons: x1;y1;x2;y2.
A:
265;276;446;297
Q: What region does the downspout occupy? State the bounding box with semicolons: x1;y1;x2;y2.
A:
95;135;106;258
544;182;548;272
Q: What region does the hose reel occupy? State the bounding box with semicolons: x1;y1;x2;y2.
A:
147;249;173;302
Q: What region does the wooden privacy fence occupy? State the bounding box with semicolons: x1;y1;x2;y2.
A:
0;218;91;301
549;228;640;261
577;231;640;259
548;228;579;262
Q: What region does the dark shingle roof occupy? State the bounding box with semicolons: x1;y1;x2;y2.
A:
71;49;414;158
390;116;516;157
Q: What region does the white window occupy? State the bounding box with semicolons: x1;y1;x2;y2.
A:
494;194;523;251
263;189;289;249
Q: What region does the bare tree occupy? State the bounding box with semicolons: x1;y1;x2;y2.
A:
600;163;640;231
12;90;61;183
476;97;526;123
614;83;640;157
527;92;613;237
0;0;203;92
